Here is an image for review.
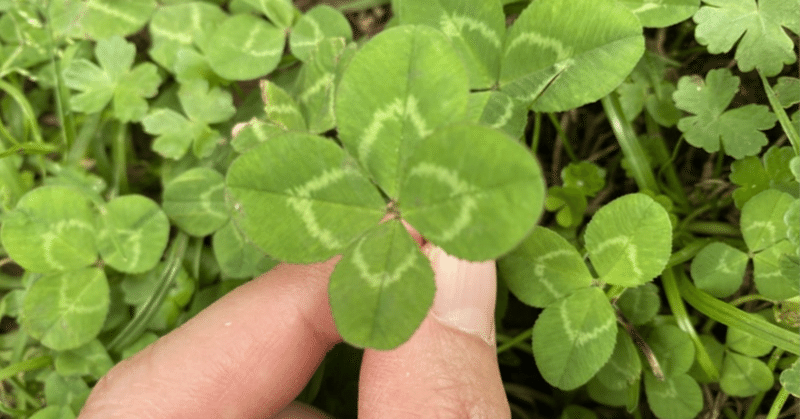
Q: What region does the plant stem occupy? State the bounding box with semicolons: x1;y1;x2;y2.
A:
764;387;791;419
0;355;52;382
661;267;719;381
759;70;800;156
43;1;75;154
108;232;189;352
665;238;713;269
546;112;577;162
600;94;659;192
676;270;799;355
644;114;689;209
496;328;533;354
530;112;541;152
109;121;129;198
685;221;741;237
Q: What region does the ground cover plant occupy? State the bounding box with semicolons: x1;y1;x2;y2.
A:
0;0;798;417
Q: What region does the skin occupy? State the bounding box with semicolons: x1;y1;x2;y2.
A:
78;227;510;419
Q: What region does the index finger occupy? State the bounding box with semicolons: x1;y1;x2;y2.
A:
79;258;342;419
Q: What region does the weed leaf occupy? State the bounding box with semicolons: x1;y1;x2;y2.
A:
532;287;617;390
673;68;776;159
0;186;96;273
393;0;505;89
336;25;469;198
584;193;672;287
225;133;386;263
399;124;544;261
498;226;593;308
693;0;800;76
22;268;110;351
97;195;169;274
63;36;161;122
329;219;434;349
500;0;644;111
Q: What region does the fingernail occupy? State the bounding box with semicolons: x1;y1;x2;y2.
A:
426;246;497;346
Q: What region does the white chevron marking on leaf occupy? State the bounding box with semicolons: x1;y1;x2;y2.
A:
488;95;514;129
359;96;431;164
407;162;477;242
85;0;141;25
42;220;95;270
591;235;643;278
352;235;418;288
507;31;574;61
559;298;615;347
439;14;502;48
534;249;576;299
300;73;334;103
285;168;359;249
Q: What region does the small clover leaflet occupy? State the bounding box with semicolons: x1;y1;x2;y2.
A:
693;0;800;77
63;36;161;122
673;68;776;159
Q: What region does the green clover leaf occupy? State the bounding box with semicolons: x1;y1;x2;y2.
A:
63;36;161;122
693;0;800;76
148;2;227;71
329;219;435;349
498;226;593;308
393;0;506;89
50;0;156;40
673;68;776;159
289;5;352;63
532;287;617;390
730;146;799;208
201;13;285;80
500;0;644;111
619;0;699;27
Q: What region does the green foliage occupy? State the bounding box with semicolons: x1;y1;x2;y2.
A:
62;36;161;122
1;0;798;417
693;0;799;76
673;68;776;159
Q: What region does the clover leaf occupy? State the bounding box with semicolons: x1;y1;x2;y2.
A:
50;0;156;40
532;287;617;390
201;13;285;80
500;0;644;111
730;146;799;208
619;0;699;27
142;79;235;159
584;193;672;287
673;68;776;159
147;2;227;71
63;36;161;122
693;0;799;77
393;0;506;89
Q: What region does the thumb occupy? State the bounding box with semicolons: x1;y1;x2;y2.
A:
357;244;510;418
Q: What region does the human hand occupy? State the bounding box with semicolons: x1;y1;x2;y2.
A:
78;226;510;418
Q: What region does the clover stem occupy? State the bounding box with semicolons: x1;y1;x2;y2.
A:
547;112;577;162
617;311;664;381
496;327;533;354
